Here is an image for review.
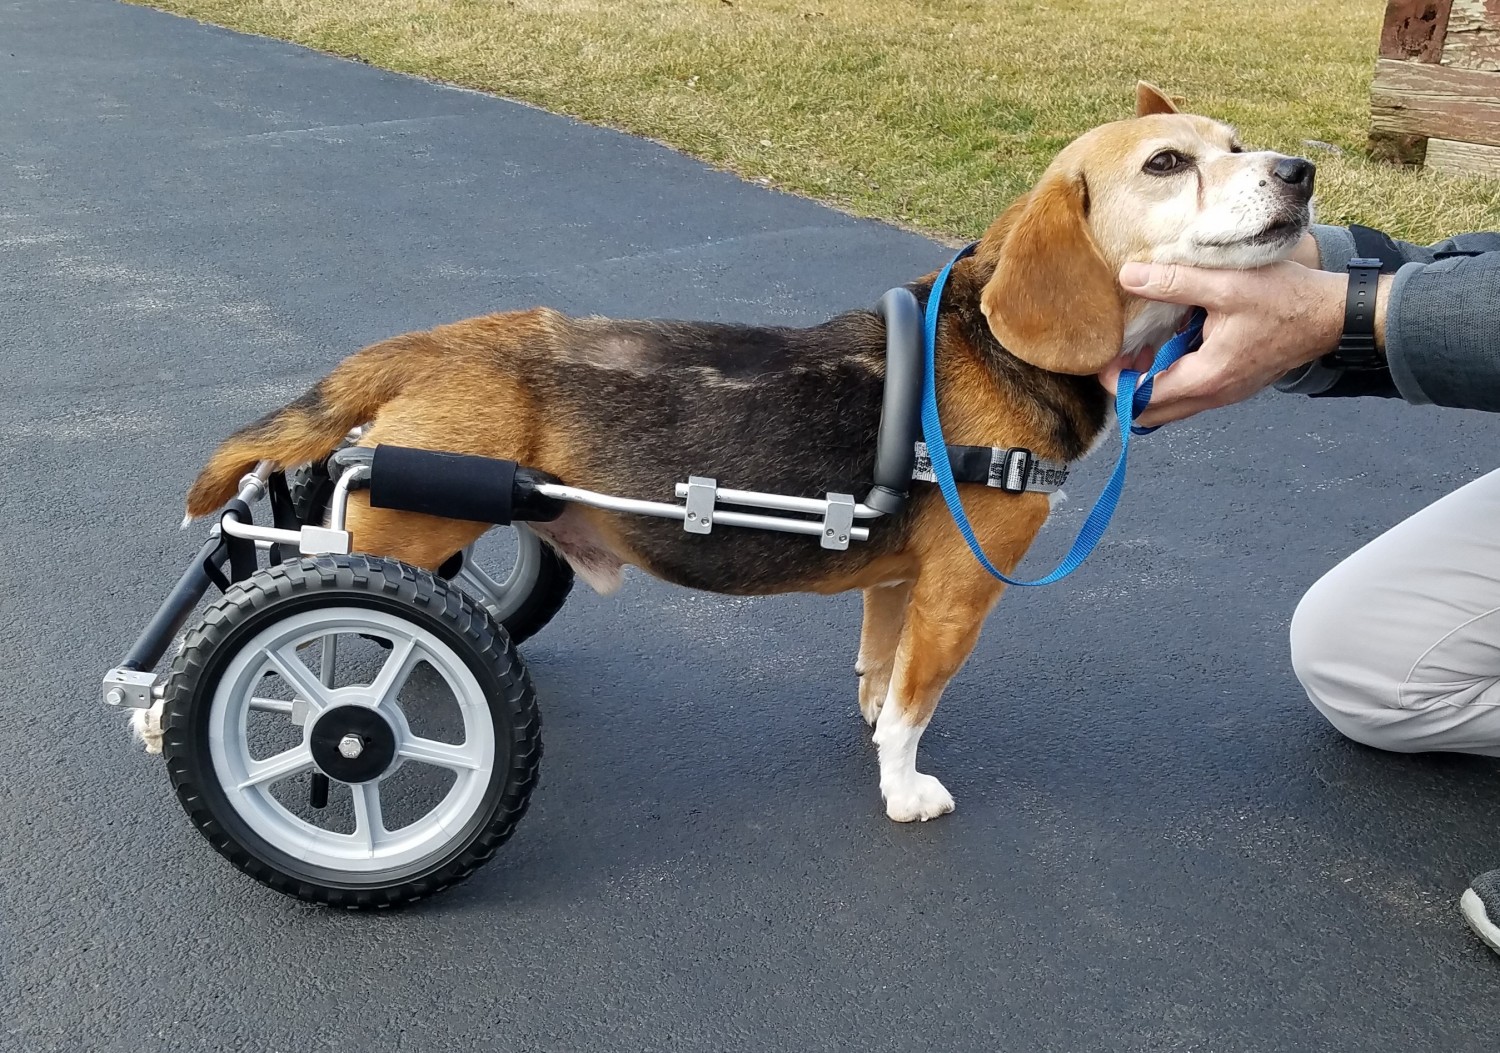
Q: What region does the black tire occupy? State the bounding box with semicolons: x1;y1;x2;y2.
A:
285;462;574;645
160;555;541;909
286;460;336;527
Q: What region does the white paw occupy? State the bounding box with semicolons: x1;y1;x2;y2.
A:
882;772;955;823
129;700;165;756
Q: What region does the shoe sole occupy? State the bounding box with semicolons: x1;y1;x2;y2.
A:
1460;888;1500;956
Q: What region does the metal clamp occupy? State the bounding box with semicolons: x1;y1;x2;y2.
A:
821;492;856;550
103;668;158;710
683;476;716;534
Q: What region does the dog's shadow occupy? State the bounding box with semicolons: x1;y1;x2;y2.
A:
440;585;1500;916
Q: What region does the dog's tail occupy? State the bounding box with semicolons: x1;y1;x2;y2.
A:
185;336;431;519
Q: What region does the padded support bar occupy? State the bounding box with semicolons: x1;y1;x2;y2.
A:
119;531;231;672
368;445;565;526
868;287;923;515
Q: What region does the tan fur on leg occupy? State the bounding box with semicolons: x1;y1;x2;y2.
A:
873;574;1004;821
857;581;912;726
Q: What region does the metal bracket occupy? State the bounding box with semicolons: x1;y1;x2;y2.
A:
299;525;352;555
291;698;314;727
821;492;856;550
683;476;716;534
102;668;157;710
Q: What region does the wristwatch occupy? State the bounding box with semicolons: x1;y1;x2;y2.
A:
1321;257;1385;370
1276;256;1390;395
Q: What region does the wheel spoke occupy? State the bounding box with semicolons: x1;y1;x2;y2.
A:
238;745;314;789
457;562;503;603
367;636;420;709
263;644;335;714
351;781;384;852
248;696;294;714
398;735;483;772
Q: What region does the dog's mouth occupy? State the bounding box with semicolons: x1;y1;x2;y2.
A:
1244;212;1308;245
1197;208;1310;250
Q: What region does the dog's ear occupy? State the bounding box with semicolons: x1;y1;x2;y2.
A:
1135;81;1181;117
979;174;1124;376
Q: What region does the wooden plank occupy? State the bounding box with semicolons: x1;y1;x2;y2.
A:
1442;0;1500;70
1380;0;1454;60
1369;58;1500;150
1425;136;1500;176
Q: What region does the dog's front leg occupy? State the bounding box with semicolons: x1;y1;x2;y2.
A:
872;575;1002;822
856;581;913;726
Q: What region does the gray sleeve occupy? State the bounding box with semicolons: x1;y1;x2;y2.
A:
1308;225;1500;410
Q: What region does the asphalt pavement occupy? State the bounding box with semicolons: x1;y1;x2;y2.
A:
1;1;1497;1050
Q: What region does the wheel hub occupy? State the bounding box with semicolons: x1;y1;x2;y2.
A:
309;705;397;783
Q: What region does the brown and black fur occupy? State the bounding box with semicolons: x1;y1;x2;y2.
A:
186;251;1109;598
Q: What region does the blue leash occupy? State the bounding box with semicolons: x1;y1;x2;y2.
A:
920;242;1204;587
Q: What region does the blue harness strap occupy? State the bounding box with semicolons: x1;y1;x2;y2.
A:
919;242;1204;587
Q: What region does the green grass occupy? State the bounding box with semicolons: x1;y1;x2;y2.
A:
137;0;1500;244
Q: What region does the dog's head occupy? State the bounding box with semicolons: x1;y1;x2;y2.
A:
978;82;1315;375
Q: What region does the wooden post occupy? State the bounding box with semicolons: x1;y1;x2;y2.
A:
1370;0;1454;163
1379;0;1454;61
1369;0;1500;175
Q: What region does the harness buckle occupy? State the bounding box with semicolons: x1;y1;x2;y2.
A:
992;447;1034;493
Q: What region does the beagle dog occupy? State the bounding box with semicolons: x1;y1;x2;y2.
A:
178;83;1314;822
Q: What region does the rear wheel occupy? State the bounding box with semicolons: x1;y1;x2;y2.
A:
161;555;541;908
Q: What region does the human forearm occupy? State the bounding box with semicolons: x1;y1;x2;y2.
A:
1278;229;1500;403
1384;250;1500;410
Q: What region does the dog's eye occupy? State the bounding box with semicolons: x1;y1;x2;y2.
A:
1143;149;1190;174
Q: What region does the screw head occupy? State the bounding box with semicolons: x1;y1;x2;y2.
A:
337;734;365;759
106;688;125;706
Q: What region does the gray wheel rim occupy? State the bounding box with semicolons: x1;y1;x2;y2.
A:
207;605;496;877
455;524;544;624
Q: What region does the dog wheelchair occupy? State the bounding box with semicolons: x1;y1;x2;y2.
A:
105;289;1026;907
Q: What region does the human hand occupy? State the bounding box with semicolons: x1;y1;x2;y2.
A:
1099;254;1358;428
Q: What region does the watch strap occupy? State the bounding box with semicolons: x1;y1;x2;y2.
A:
1322;257;1383;371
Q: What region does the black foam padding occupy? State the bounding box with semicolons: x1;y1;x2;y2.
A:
369;445;517;525
869;286;923;514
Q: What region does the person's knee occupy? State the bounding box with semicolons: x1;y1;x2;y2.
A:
1289;567;1412;751
1288;565;1356;699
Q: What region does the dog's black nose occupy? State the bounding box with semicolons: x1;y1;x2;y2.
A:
1272;157;1315;195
